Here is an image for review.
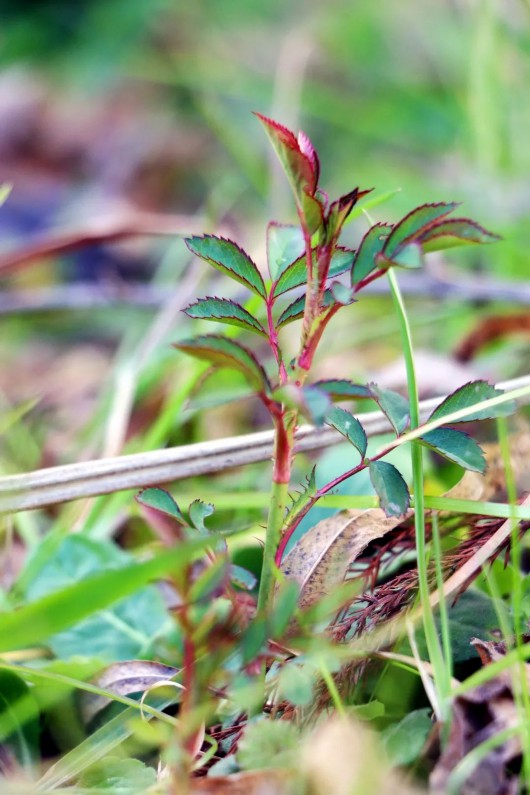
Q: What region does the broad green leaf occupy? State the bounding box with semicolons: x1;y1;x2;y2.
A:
277;662;314;706
175;334;270;392
273;247;354;297
420;428;486;472
185;235;266;298
0;533;210;653
368;384;410;435
429;380;516;423
314;379;372;400
351;223;392;284
325;407;367;458
79;757;157;792
369;461;410;517
188;499;215;535
266;222;304;279
229;564;257;591
419;218;501;252
184;297;266;336
23;537;171;661
384;202;458;255
281;509;409;611
136;487;186;525
277;289;334;327
381;708;432;767
273;384;331;426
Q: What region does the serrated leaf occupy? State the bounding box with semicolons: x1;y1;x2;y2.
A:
351;223;392;284
369;461;410;517
188;499;215;535
419;218;501;253
325;406;367;458
184;297;266;336
273;384;332;426
266;223;304;279
281;508;410;610
326;187;372;241
175;334;270;392
229;564;257;591
428;380;516;423
314;380;372;400
255;113;318;198
420;428;486;473
277;289;334;327
379;241;423;270
384;202;458;256
185;235;266;298
273;247;354;297
368;384;410;435
136;488;186;525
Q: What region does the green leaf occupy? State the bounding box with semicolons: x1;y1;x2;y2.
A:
273;247;354;297
229;564;257;591
175;334;270;392
428;380;516;423
79;757;157;793
351;223;392;284
381;708;432;767
189;556;229;603
325;407;367;458
0;669;40;766
237;719;299;772
420;428;486;472
384;202;458;256
368;384;410;435
272;384;331;426
188;499;215;535
369;461;410;517
22;537;171;661
277;662;314;706
276;289;334;327
136;487;186;525
185;235;266;298
419;218;501;252
184;297;267;336
240;616;268;664
314;379;372;400
266;222;304;279
379;241;423;270
0;534;209;654
330;281;356;305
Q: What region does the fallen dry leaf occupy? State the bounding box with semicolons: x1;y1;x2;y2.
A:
281;508;412;613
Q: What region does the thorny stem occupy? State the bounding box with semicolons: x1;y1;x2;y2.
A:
266;293;287;383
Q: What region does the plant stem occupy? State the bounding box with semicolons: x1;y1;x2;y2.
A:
257;477;290;612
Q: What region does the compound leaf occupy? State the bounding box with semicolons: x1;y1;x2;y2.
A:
175;334;270;392
184;297;266;336
420;428;486;473
325;406;367;458
185;235;266;298
369;461;410;517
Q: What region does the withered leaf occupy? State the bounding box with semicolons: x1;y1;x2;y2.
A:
280;508;412;612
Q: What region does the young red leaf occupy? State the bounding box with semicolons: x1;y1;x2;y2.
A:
273;247;354;298
384;202;458;256
184;297;267;336
326;187;373;242
428;380;516;424
255;112;318;196
185;235;266;298
351;223;392;284
369;461;410;517
418;218;501;253
325;406;367;458
368;384;410;435
174;334;270;392
420;428;486;473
